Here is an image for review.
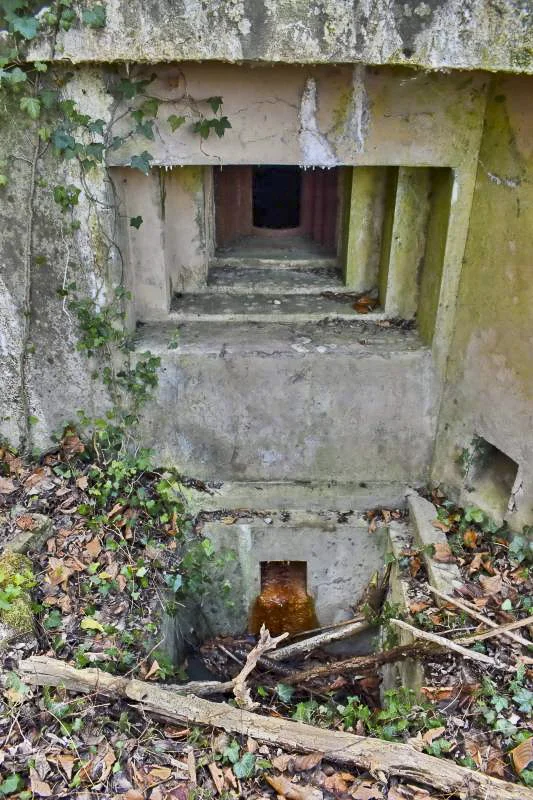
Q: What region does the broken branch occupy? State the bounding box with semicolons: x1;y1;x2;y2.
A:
232;624;288;708
19;656;532;800
269;617;369;662
390;618;499;666
429;586;533;650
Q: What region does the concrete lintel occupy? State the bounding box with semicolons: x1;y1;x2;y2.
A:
185;480;414;516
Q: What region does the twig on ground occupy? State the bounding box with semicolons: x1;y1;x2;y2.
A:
429;586;533;650
232;625;288;709
269;617;369;662
390;618;499;667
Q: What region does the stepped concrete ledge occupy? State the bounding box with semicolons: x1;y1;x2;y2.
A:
204;266;344;295
382;520;425;695
197;510;388;638
169;292;385;323
407;489;463;600
185;480;413;515
135;320;437;483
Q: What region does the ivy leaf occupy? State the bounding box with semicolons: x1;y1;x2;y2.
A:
136;119;155;140
223;740;240;764
88;118;106;135
213;116;231;138
80;616;105;632
3;66;27;85
12;15;39;40
82;4;106;28
167;114;185;132
85;142;105;161
140;97;159;118
40;89;58;109
115;77;151;99
130;151;153;175
0;175;7;187
33;61;47;72
207;95;222;114
192;119;212;140
275;683;295;703
52;130;76;152
44;609;63;629
129;216;143;229
0;773;23;796
233;753;255;779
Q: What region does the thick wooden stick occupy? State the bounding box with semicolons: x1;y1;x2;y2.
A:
460;614;533;646
19;656;531;800
429;587;533;649
390;619;499;667
276;641;435;685
269;618;369;662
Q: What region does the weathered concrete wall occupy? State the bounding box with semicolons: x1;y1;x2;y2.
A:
28;0;533;74
0;72;116;451
136;320;438;484
433;76;533;530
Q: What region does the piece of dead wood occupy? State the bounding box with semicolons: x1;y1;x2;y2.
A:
264;641;436;685
390;619;499;667
460;614;533;648
19;655;532;800
269;617;369;662
232;624;288;709
429;587;533;650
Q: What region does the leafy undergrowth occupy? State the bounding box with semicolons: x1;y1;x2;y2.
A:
0;433;225;680
370;493;533;786
1;437;532;798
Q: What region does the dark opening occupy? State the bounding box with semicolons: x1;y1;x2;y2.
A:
260;560;307;591
466;435;519;518
252;166;301;229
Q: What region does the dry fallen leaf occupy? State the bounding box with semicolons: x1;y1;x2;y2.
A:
480;573;503;595
292;752;324;772
463;528;479;549
0;476;16;494
85;538;102;558
265;774;323;800
144;660;161;681
351;780;384;799
432;542;456;563
323;772;348;793
123;791;143;800
409;556;422;578
511;738;533;774
409;601;431;614
422;726;446;745
15;514;35;530
76;474;89;490
486;744;506;778
208;761;225;795
432;519;450;533
146;765;172;785
29;769;52;797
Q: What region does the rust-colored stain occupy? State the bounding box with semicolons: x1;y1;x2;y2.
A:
249;561;319;637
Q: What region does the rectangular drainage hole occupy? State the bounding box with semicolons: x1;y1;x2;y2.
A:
250;561;318;636
466;435;519;518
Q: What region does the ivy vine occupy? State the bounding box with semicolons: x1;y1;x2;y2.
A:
0;0;231;452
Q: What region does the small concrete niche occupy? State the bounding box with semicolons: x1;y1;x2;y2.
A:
465;436;519;521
